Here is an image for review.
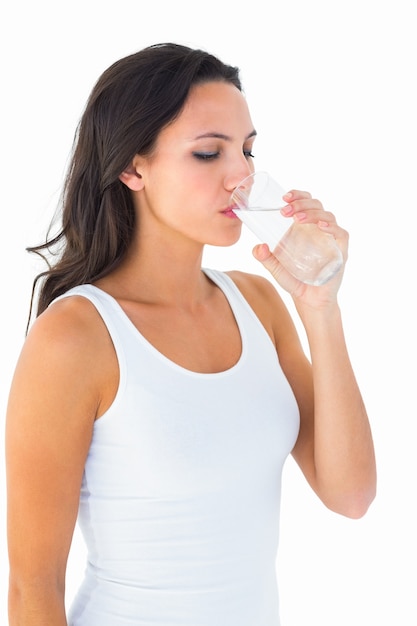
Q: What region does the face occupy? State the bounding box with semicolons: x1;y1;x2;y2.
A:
130;81;256;248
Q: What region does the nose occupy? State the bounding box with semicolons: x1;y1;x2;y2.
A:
224;161;254;193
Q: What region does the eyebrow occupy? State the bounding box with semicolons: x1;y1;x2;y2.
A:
193;129;257;141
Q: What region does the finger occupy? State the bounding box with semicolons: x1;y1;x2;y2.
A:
292;211;348;256
292;208;337;224
283;189;312;202
281;198;325;217
318;221;350;259
252;244;306;296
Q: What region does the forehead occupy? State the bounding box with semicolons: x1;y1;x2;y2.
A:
164;81;254;139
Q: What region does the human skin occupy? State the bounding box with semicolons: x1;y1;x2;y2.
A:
6;80;376;625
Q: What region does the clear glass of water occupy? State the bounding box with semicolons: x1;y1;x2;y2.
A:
230;171;343;286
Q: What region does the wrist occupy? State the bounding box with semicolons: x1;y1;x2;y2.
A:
295;298;342;330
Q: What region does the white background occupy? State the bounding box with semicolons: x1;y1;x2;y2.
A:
1;1;416;624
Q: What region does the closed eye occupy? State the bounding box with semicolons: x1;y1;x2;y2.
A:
193;152;220;161
192;149;254;160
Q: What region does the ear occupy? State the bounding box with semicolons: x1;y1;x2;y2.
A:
119;155;146;191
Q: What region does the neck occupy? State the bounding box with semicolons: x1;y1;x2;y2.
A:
96;230;211;309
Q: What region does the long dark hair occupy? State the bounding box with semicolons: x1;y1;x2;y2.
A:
27;42;241;324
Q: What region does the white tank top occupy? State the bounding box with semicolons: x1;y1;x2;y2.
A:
60;269;299;626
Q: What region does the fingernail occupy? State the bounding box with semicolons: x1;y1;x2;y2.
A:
280;205;293;216
294;212;307;221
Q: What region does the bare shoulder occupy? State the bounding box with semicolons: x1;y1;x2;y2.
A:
225;270;297;350
225;269;279;298
15;294;118;420
28;294;106;347
23;297;106;383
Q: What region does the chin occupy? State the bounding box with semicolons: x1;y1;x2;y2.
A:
209;232;242;248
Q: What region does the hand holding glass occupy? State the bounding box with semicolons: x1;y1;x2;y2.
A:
230;171;343;285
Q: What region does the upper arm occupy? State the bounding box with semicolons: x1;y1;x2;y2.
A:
6;297;111;590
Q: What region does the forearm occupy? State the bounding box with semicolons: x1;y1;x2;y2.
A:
299;302;377;517
8;579;68;626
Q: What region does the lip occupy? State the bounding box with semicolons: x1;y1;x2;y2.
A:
221;205;240;219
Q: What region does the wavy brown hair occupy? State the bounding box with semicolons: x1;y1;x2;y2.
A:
27;42;241;327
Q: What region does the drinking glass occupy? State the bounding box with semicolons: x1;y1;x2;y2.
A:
230;171;343;285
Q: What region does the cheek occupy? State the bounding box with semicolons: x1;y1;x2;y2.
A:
162;176;213;220
144;185;200;232
144;160;218;229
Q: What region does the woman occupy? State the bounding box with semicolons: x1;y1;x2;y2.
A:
6;42;376;626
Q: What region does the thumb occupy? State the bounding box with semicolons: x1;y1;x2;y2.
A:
252;243;302;294
252;243;286;279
